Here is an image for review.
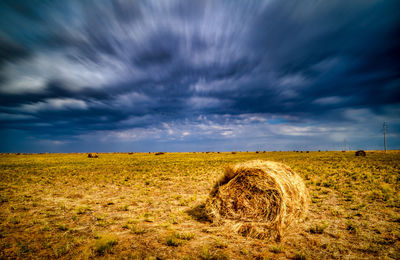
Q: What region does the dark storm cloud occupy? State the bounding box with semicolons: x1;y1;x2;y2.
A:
0;37;30;68
0;0;399;152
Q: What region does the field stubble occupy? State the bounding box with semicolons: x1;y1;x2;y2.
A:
0;151;399;259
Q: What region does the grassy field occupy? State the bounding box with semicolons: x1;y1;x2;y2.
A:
0;151;399;259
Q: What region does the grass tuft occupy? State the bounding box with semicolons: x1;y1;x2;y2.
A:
308;223;327;234
94;235;118;255
165;236;182;247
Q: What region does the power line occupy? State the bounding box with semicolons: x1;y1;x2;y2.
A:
383;122;387;152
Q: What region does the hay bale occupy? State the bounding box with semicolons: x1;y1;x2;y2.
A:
205;160;309;241
355;150;366;156
155;152;165;155
88;153;99;158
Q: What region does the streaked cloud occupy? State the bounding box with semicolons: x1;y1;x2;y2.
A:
19;98;87;113
0;0;399;152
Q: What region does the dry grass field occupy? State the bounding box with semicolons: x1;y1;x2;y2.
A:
0;151;399;259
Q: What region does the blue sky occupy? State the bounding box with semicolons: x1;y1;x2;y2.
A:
0;0;399;152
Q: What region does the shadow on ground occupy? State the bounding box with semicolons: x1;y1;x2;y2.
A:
186;203;212;223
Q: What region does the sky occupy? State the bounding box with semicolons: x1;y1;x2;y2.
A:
0;0;399;153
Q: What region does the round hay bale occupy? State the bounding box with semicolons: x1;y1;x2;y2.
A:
355;150;366;156
205;160;309;241
88;153;99;158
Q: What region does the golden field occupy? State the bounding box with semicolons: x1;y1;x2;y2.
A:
0;151;399;259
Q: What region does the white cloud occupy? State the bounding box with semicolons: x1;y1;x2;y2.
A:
19;98;88;113
0;76;47;95
279;74;308;87
343;108;375;123
187;96;225;109
0;50;135;95
313;96;344;105
190;78;239;94
118;115;155;126
111;92;152;109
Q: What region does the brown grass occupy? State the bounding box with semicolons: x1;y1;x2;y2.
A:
1;151;399;259
205;160;309;241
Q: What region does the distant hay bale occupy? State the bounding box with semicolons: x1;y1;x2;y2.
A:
88;153;99;158
155;152;165;155
205;160;309;241
355;150;366;156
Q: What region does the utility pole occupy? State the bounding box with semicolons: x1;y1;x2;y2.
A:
383;122;387;152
